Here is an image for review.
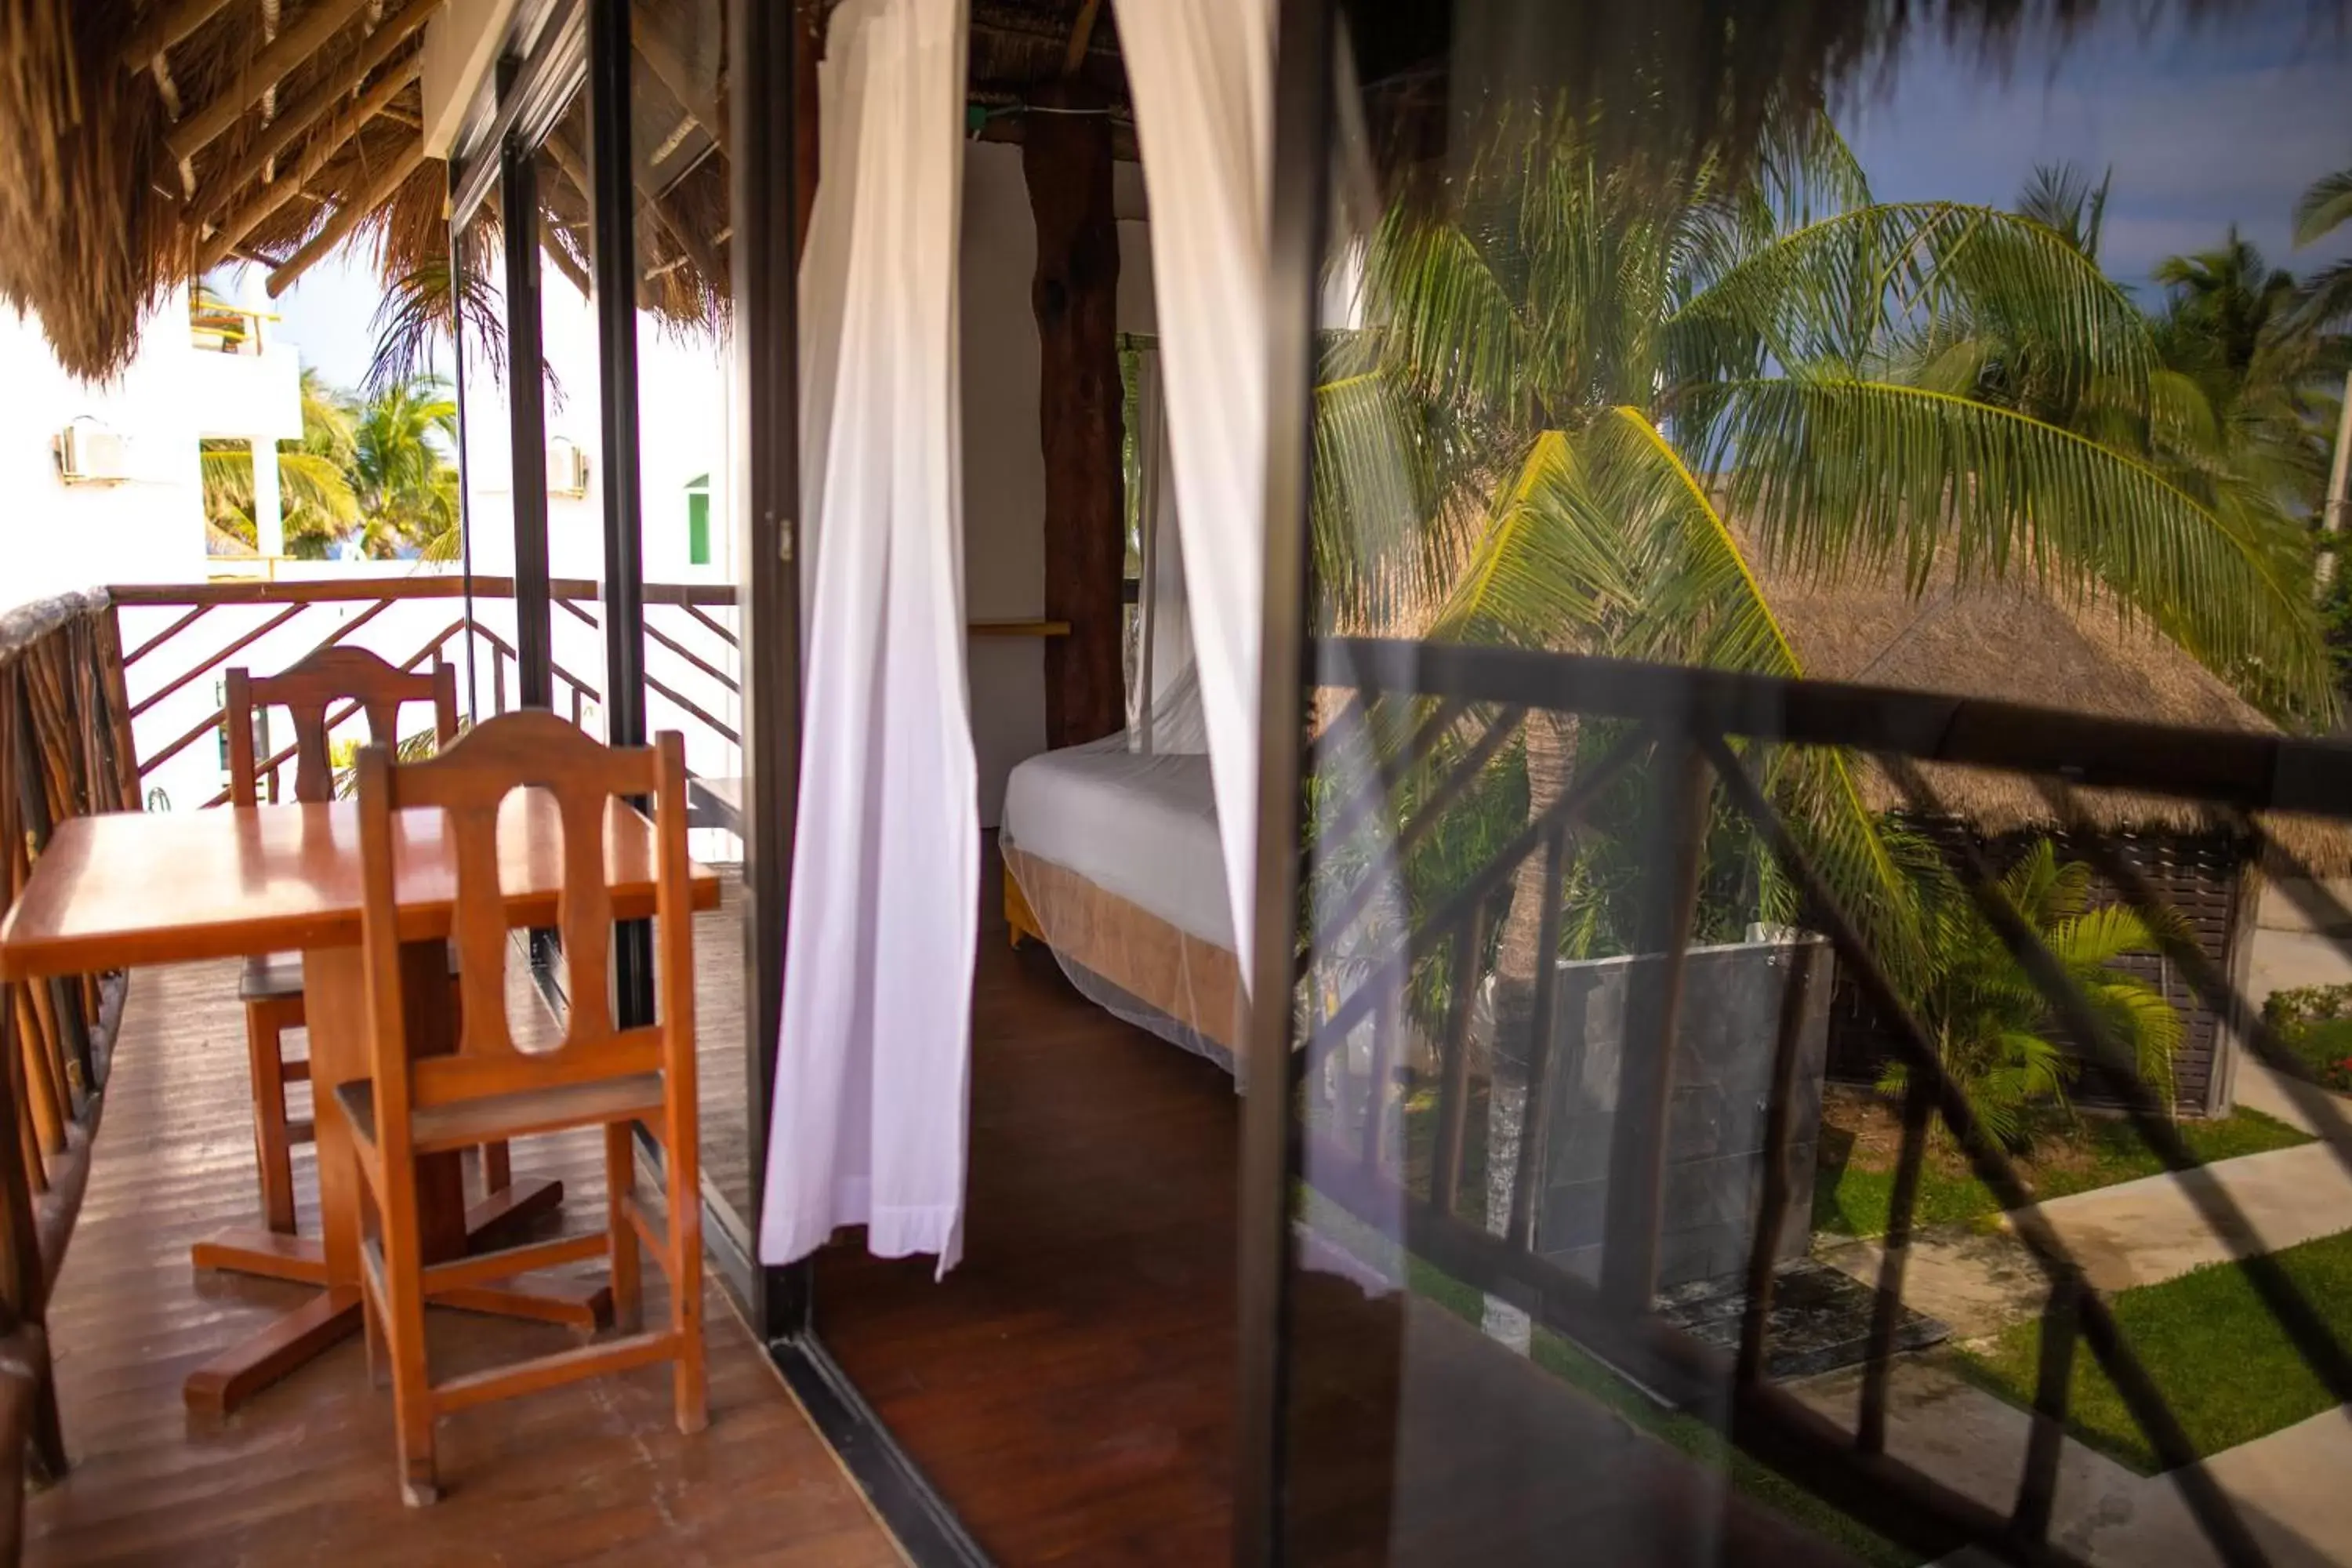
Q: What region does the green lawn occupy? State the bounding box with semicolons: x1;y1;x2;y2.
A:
1958;1225;2352;1474
1812;1105;2312;1240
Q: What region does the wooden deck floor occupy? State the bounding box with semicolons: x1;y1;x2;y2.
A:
817;941;1864;1567
24;955;898;1568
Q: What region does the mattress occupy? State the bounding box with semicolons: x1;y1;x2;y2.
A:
999;746;1234;952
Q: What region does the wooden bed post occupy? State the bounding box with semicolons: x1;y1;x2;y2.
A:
1023;81;1126;749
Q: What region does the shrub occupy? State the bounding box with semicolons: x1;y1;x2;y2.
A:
2261;984;2352;1092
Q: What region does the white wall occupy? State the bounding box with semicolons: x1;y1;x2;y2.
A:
0;280;301;616
448;265;744;812
960;141;1156;827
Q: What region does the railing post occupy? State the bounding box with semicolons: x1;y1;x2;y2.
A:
93;604;142;811
1599;742;1711;1317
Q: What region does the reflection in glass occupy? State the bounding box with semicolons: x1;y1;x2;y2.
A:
1285;4;2348;1562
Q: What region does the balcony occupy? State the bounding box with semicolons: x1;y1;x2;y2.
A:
13;578;2352;1568
182;298;302;448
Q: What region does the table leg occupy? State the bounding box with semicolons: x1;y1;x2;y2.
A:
184;941;607;1416
183;1289;363;1418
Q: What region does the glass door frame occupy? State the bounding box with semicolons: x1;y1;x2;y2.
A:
437;0;1329;1559
444;5;983;1557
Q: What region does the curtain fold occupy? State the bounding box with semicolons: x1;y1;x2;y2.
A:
1108;0;1278;986
759;0;975;1277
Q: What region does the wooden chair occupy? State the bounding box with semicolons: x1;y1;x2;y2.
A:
225;649;508;1234
342;713;706;1505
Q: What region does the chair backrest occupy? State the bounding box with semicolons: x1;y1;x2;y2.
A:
225;648;459;807
353;711;696;1125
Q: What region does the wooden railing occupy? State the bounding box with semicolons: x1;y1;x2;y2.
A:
108;574;1071;813
1304;637;2352;1568
107;576;747;810
0;591;139;1556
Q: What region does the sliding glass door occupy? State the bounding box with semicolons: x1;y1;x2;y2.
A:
443;0;771;1296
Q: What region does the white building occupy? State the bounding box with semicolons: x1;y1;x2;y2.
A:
0;270;301;615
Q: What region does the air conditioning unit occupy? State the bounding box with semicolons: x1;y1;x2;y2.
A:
546;439;590;499
56;423;131;485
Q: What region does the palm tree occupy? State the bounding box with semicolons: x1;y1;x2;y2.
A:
1881;840;2185;1147
350;375;463;560
2289;165;2352;339
2148;229;2343;524
201;366;360;556
1315;103;2332;1018
2016;162;2112;263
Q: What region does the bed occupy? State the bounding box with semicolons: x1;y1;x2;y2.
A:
999;745;1242;1068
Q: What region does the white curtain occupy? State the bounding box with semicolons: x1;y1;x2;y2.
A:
760;0;975;1277
1130;348;1205;754
1108;0;1277;982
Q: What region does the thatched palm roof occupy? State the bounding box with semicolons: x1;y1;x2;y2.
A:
1755;549;2352;871
1;0;448;381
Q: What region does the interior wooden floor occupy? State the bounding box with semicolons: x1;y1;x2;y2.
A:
22;955;898;1568
815;931;1864;1567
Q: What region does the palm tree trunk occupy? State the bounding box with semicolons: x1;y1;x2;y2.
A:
1491;710;1578;1057
1481;710;1575;1352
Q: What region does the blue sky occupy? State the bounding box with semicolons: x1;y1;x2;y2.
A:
252;248;418;391
1842;4;2352;296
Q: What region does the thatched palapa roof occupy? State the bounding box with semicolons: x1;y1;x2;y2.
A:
1757;549;2352;873
0;0;452;381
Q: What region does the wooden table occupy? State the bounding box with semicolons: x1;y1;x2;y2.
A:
0;793;720;1416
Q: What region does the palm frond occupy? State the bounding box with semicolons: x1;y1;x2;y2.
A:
1367;201;1534;423
1427;429;1628;645
366;257;510;397
1577;412;1937;982
275;450;358;524
2286;257;2352;339
2016;162;2112;261
1670;202;2156;411
1702;376;2333;715
2293;166;2352;249
1312;358;1444;632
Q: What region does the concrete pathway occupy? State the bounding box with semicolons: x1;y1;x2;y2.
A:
1791;1359;2352;1566
1786;902;2352;1561
1819;1138;2352;1338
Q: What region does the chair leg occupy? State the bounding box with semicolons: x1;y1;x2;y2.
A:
662;1107;706;1436
20;1323;64;1485
603;1123;641;1334
244;1002;297;1235
481;1140;511;1196
378;1162;438;1506
359;1265;388;1391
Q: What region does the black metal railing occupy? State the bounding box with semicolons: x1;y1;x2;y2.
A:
1295;635;2352;1568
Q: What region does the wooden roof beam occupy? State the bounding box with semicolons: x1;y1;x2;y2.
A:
539;212;593;299
632;29;728;158
192;0;437;226
198;58;419;273
267;137;427;296
118;0;240;73
546;126;724;296
168;0;376;165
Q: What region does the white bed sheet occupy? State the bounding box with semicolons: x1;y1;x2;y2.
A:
1000;746;1236;952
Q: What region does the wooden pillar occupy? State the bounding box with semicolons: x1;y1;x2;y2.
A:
1022;83;1125;748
